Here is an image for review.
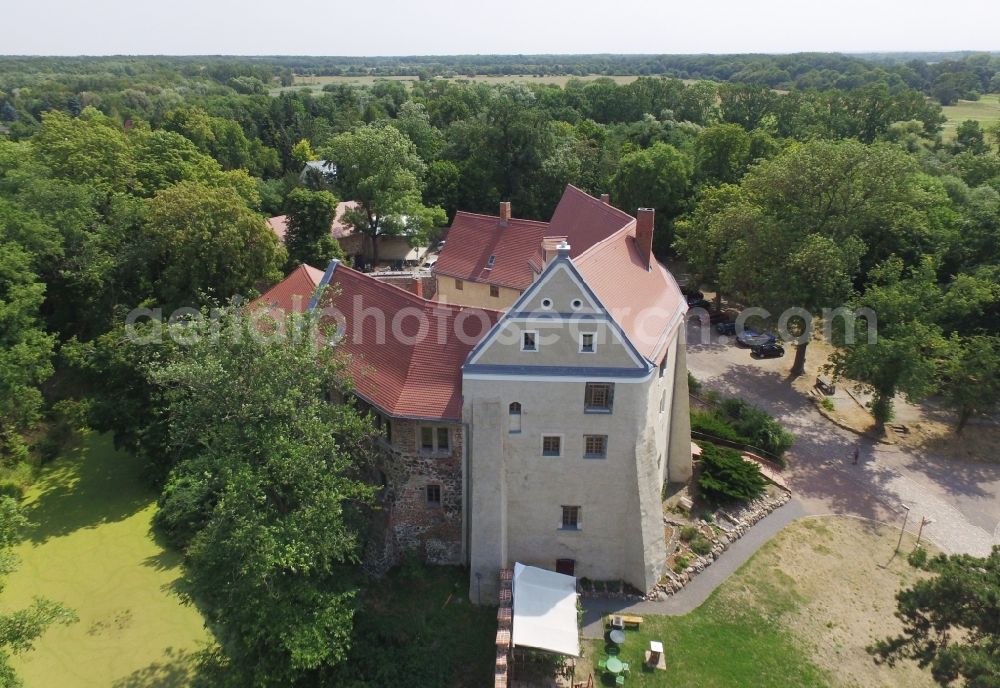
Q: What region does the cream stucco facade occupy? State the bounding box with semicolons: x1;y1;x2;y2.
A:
463;251;691;602
435;275;523;310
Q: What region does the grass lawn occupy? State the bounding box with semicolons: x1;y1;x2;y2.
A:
0;434;210;688
941;95;1000;140
583;517;936;688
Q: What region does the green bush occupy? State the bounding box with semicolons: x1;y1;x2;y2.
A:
717;398;794;459
691;411;747;443
820;397;835;411
679;525;700;542
908;546;929;569
697;444;767;505
688;372;703;395
673;554;691;573
690;535;713;556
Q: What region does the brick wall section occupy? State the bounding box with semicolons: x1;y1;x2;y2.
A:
375;417;464;566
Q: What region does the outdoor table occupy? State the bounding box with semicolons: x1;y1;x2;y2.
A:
605;656;624;674
609;629;626;645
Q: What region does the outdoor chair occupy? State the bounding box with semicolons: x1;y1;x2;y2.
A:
615;675;625;686
598;659;607;670
621;662;630;676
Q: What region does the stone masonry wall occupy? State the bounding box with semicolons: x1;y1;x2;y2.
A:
374;417;464;567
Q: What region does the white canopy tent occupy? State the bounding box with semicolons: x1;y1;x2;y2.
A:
511;562;580;657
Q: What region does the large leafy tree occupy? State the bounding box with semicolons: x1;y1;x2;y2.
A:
149;310;376;686
323;123;443;263
870;546;1000;687
140;181;286;309
693;123;752;185
828;257;947;430
0;219;54;461
938;335;1000;434
612;141;692;254
0;497;77;687
283;188;344;269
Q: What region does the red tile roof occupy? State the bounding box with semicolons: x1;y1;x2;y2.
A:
575;227;686;364
267;201;361;242
548;185;635;255
250;263;325;316
254;261;500;421
319;263;502;420
433;186;632;291
433;212;551;290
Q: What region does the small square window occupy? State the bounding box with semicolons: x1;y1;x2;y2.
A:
522;331;538;352
542;435;561;457
561;506;580;530
420;426;434;451
486;255;496;268
580;333;595;353
436;427;450;452
454;279;463;291
584;435;607;458
584;382;614;412
490;284;500;298
426;484;441;506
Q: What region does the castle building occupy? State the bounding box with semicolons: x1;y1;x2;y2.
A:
254;186;691;601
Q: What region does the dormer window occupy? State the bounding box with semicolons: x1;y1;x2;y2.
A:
486;255;496;269
522;331;538;352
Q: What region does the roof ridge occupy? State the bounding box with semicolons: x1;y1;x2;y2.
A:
560;184;635;222
452;210;550;227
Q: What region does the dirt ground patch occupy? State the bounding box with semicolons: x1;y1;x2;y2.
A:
781;323;1000;463
751;517;936;688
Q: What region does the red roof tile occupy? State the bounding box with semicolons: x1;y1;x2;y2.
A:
319;263;501;420
433;212;550;290
254;262;500;421
548;185;635;255
434;186;633;291
250;263;325;316
575;228;686;364
266;201;361;242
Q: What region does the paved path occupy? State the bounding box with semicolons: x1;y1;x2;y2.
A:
581;498;807;638
582;324;1000;635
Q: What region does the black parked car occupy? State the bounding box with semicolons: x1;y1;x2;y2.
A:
751;342;785;359
736;329;777;347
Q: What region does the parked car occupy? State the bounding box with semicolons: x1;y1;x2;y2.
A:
686;298;712;311
421;255;438;269
684;291;705;306
736;329;777;347
751;342;785;359
716;321;737;336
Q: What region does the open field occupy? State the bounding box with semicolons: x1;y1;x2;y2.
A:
0;434;210;688
582;517;936;688
941;96;1000;141
272;73;691;94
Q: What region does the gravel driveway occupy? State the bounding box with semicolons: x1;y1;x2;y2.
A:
686;320;1000;557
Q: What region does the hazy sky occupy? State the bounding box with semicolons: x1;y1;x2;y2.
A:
5;0;999;55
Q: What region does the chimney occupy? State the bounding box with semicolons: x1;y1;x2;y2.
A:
542;236;568;265
414;278;424;299
636;208;655;270
600;193;610;204
499;201;511;226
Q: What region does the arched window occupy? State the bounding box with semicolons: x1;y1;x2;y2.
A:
508;402;522;434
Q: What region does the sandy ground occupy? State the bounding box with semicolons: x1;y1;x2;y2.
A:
791;329;1000;462
735;517;936;688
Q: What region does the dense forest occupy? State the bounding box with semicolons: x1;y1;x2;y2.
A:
1;53;999;686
